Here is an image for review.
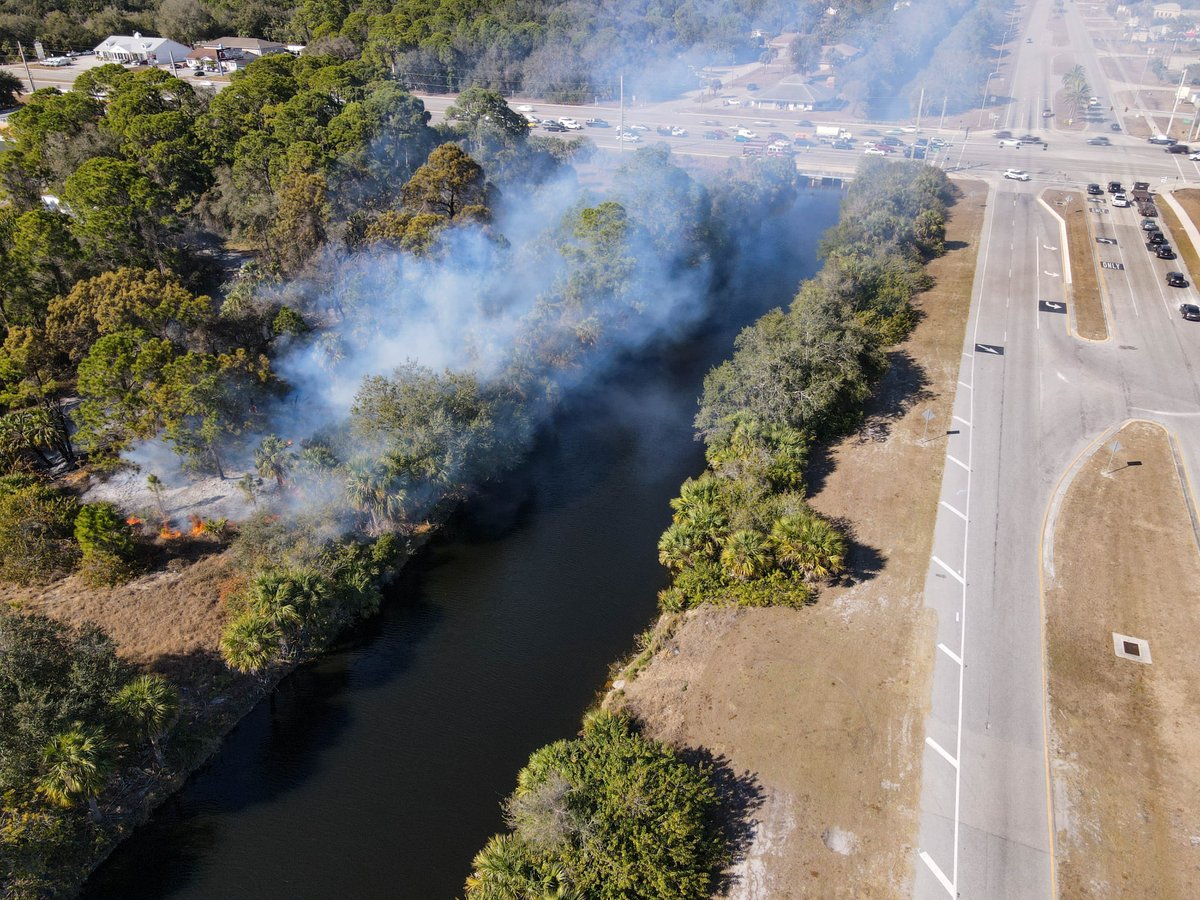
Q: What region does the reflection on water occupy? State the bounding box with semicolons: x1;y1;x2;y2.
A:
83;189;840;899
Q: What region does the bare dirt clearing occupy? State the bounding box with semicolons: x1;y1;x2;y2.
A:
615;180;986;897
1046;421;1200;898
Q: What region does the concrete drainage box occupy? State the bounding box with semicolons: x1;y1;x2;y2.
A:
1112;632;1151;664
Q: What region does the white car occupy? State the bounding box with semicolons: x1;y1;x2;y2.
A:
516;104;534;112
865;147;886;155
736;127;758;139
901;125;918;133
1003;169;1030;181
1111;194;1129;207
616;132;640;142
670;126;688;137
1189;152;1200;161
558;117;581;129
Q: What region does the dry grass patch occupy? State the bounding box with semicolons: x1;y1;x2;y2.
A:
616;180;987;897
1;548;238;696
1045;190;1107;340
1046;421;1200;899
1167;189;1200;281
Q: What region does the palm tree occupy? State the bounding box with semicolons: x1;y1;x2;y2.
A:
719;529;772;582
254;434;294;489
770;512;847;581
36;726;113;822
657;521;704;571
112;674;179;767
220;612;282;674
1062;66;1091;119
465;834;575;899
344;460;404;533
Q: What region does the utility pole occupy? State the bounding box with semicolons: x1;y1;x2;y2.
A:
916;86;925;130
16;42;34;93
939;94;948;131
1166;65;1187;137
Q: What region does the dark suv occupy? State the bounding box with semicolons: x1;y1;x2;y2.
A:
1181;303;1200;320
1087;183;1103;195
1158;246;1177;260
1148;231;1168;245
1107;181;1123;193
1167;271;1189;287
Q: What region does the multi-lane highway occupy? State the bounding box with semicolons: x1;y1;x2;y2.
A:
914;1;1200;897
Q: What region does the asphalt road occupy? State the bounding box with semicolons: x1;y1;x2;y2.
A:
914;1;1200;897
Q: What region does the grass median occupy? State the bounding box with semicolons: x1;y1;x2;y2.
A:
1164;189;1200;281
1046;421;1200;897
1045;189;1108;340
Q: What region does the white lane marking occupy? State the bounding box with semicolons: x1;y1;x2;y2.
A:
954;415;972;427
958;380;973;390
1131;406;1200;417
920;851;957;898
939;642;963;665
926;735;960;769
932;555;966;585
1057;371;1069;383
1043;271;1061;277
948;454;970;471
940;500;968;521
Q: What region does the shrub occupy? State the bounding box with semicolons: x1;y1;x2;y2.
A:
0;481;80;584
74;502;138;586
467;713;722;899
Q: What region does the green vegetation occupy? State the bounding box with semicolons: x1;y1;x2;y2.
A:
658;158;953;612
465;712;722;900
0;612;177;894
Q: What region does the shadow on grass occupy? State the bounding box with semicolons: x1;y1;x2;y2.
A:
674;747;766;896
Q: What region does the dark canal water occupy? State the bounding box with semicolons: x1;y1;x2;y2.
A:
83;190;840;900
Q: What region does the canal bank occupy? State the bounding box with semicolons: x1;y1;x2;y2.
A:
82;187;843;899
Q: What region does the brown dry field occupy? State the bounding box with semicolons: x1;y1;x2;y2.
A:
615;179;987;897
1160;193;1200;285
0;544;239;695
1046;421;1200;898
1045;190;1107;340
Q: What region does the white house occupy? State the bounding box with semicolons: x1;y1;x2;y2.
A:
1154;3;1182;19
93;33;192;66
754;76;837;111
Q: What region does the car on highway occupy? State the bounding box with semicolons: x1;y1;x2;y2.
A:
1042;108;1054;118
1087;183;1103;195
831;139;854;150
1087;136;1111;146
1107;181;1123;193
542;121;566;132
865;147;886;155
1111;122;1122;131
516;104;534;112
994;130;1013;139
1190;152;1200;161
1180;303;1200;320
735;127;758;139
1018;134;1043;144
670;126;688;137
616;132;640;142
1157;246;1177;259
1143;219;1160;230
1167;271;1189;287
930;137;949;148
1167;143;1190;154
557;117;582;129
703;130;725;140
628;123;650;132
585;118;609;127
1003;169;1031;181
998;139;1022;148
1148;134;1176;145
1148;231;1168;245
656;125;673;136
1112;194;1130;207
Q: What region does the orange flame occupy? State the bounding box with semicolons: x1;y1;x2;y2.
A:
159;521;182;539
126;516;143;526
188;513;205;536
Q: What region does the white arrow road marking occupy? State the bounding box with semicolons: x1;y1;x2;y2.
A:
978;345;1002;354
1044;271;1061;277
1043;244;1057;250
1044;302;1064;310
